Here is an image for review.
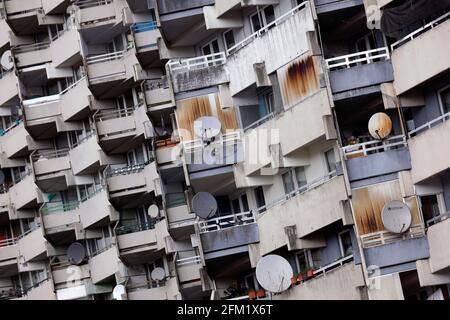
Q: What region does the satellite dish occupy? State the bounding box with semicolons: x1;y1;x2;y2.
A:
0;170;4;184
368;112;392;140
256;255;293;293
194;116;221;141
151;267;166;281
381;200;412;234
191;192;218;219
1;50;14;71
148;204;159;218
67;242;86;265
202;145;220;165
112;284;127;300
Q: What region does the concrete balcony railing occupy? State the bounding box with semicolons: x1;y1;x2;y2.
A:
391;12;450;95
256;173;351;256
0;237;19;276
325;47;394;96
78;188;118;229
155;138;181;165
175;253;202;285
94;105;152;153
0;121;47;159
17;226;49;262
424;213;450;274
8;173;44;210
168;52;228;93
50;28;82;68
131;21;161;67
52;263;91;287
41;203;80;243
0;70;19;107
31;149;73;192
198;211;259;254
106;161;161;202
88;244;120;284
342;135;411;182
408;113;450;184
144;79;173;110
116;220;167;265
69;132;124;175
20;278;56;300
165;194;196;240
0;19;11;50
42;0;71;15
274;255;365;300
212;0;280;18
75;0;130;29
126;276;179;300
13;41;51;68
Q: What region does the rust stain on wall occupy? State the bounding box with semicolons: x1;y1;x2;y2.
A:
279;55;319;108
351;180;422;235
176;93;238;140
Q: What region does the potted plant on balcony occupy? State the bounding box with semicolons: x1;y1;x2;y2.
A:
290;275;297;286
247;288;257;300
297;272;304;284
256;288;266;299
306;267;315;279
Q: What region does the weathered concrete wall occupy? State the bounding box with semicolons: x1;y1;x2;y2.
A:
200;223;259;253
427;218;450;273
157;0;215;14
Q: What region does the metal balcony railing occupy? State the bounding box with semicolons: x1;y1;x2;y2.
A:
0;224;41;248
342;135;407;159
106;161;150;178
409;112;450;138
360;224;426;248
31;148;70;162
74;0;113;9
426;212;450;227
165;192;187;209
243;112;275;132
125;275;169;292
116;219;159;236
325;47;390;71
69;130;96;150
132;21;157;33
226;1;309;56
86;50;126;65
167;52;226;73
176;255;201;267
13;41;50;54
0;119;22;136
94;107;134;121
182;131;241;153
40;188;104;215
313;254;354;277
391;11;450;51
198;211;256;233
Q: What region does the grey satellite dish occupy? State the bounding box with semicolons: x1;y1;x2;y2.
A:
151;267;166;281
381;200;412;234
1;50;13;71
191;192;218;219
202;145;220;165
0;171;4;185
194;116;221;141
256;255;293;293
148;204;159;218
112;284;127;300
67;242;86;265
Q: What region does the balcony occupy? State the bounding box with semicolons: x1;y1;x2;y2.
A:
75;0;130;31
55;282;113;300
416;258;450;287
41;200;81;245
144;79;173;111
256;173;351;256
226;2;315;96
52;263;91;288
198;211;259;254
274;255;365;300
408;113;450;183
0;238;19;277
42;0;71;15
168;52;228;93
31;149;72;192
94;105;153;154
78;188;118;229
18;226;49;262
106;161;161;205
126;277;179;300
22;278;56;300
325;47;394;99
116;220;167;265
0;70;19;107
69;132;124;175
50;28;82;68
165;194;196;240
132;21;161;67
13;42;51;69
85;49;141;98
391;12;450;95
175;253;202;286
342;135;411;182
155;138;181;165
8;173;44;210
88;244;120;284
315;0;364;14
0;121;47;159
425;213;450;273
0;19;11;50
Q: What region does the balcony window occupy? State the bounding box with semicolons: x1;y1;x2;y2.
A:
282;171;296;194
250;6;275;34
324;149;337;174
223;30;235;51
254;187;266;210
419;194;442;224
439;86;450;115
338;230;354;257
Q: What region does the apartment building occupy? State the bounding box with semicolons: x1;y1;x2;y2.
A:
0;0;449;301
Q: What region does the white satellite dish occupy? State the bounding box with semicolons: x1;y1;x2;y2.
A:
1;50;14;71
191;192;218;219
256;255;293;293
202;145;220;165
148;204;159;218
112;284;127;300
151;267;166;281
368;112;392;140
194;116;221;141
381;200;412;234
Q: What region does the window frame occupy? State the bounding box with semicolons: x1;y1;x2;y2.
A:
438;84;450;115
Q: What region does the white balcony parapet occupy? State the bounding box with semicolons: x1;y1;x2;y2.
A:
391;11;450;51
426;212;450;227
176;255;201;267
255;171;338;216
31;148;70;162
312;254;354;277
74;0;113;9
182;131;241;154
226;1;309;56
198;211;256;233
409;112;450;138
342;135;407;159
168;52;226;73
86;50;126;65
325;47;390;71
360;223;425;248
